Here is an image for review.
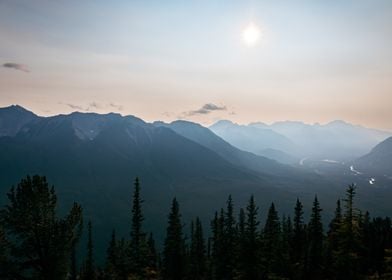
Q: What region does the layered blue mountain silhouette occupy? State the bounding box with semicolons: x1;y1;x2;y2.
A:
1;105;391;260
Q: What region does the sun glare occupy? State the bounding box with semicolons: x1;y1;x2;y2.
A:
242;23;261;47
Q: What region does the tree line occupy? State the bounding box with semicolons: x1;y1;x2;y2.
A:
0;175;392;279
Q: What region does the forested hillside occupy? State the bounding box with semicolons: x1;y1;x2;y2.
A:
1;175;391;280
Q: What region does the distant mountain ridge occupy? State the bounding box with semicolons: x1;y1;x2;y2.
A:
0;105;327;261
153;120;304;176
1;104;392;261
210;119;391;161
210;120;298;163
354;137;392;177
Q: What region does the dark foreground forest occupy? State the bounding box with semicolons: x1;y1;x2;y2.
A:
0;176;391;280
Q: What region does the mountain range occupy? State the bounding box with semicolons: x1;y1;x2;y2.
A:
0;105;391;261
210;119;391;162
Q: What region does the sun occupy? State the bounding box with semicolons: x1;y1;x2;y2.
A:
242;23;261;47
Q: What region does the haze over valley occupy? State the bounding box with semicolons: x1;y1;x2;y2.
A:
1;1;392;279
1;105;391;256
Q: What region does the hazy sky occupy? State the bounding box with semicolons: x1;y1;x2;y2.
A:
1;0;391;130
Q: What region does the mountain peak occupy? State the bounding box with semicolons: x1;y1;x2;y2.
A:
209;120;235;129
0;104;36;115
248;122;268;128
326;120;352;127
0;104;38;137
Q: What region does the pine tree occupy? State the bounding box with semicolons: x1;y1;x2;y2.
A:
262;202;281;277
242;195;260;279
326;199;342;278
83;220;96;280
307;196;324;279
210;210;225;280
129;177;148;277
0;175;83;280
328;199;342;250
292;198;306;278
189;217;206;279
236;208;246;279
105;229;118;279
281;215;293;278
343;185;357;241
162;198;185;280
223;195;237;280
335;184;361;279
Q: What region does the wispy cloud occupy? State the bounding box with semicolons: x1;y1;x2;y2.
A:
3;62;30;73
184;103;227;116
60;101;123;112
63;103;86;111
162;111;174;117
109;103;124;111
88;102;102;109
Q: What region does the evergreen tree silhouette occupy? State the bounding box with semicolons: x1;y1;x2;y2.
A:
83;220;96;280
0;175;83;280
262;202;281;277
162;198;185;280
189;217;206;279
307;196;323;279
129;177;148;277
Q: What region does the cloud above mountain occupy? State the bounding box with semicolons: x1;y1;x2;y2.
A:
64;103;85;110
2;63;30;73
61;102;123;112
185;103;227;116
108;103;123;111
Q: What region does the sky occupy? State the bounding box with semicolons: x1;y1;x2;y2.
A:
1;0;392;130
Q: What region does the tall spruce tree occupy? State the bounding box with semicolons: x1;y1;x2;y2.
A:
292;198;306;277
237;208;246;279
307;196;323;279
336;184;361;279
211;210;225;280
83;220;96;280
242;195;260;279
162;198;185;280
328;199;342;250
129;177;148;277
189;217;206;279
262;202;281;277
342;185;357;242
281;215;293;278
223;195;237;280
0;175;83;280
105;229;118;279
326;199;342;278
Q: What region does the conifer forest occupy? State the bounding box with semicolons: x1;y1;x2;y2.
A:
1;175;391;280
